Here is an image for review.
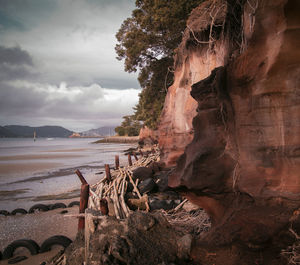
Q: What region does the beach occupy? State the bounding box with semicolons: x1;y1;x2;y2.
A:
0;137;137;264
0;207;78;265
0;138;135;211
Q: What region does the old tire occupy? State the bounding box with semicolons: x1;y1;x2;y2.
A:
68;201;79;207
29;204;49;213
40;235;72;253
10;208;27;215
50;203;67;210
2;239;40;259
0;210;10;216
8;256;28;264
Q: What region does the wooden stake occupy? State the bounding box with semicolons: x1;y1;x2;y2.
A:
128;154;132;166
115;155;120;169
133;153;138;161
78;184;89;231
75;169;88;185
105;164;111;182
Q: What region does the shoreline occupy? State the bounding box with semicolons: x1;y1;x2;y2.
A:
93;135;139;143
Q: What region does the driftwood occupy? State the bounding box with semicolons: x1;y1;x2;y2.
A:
86;148;159;219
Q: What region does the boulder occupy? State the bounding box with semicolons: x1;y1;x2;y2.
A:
138;178;157;194
132;167;153;181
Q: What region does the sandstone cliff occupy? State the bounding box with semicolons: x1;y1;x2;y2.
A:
160;0;300;264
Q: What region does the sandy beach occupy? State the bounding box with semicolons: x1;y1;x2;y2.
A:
0;205;78;264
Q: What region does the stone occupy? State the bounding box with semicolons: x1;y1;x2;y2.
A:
132;166;153;181
149;198;175;211
138;178;157;194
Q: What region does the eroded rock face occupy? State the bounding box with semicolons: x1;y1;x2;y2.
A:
168;0;300;263
158;0;230;167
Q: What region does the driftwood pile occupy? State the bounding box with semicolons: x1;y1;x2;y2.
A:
88;150;160;219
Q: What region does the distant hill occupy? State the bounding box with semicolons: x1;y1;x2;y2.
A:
80;126;116;137
2;125;73;138
0;126;16;137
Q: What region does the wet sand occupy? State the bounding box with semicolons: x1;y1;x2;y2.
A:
0;153;83;161
0;206;78;264
0;162;63;175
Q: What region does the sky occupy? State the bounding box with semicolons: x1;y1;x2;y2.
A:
0;0;140;132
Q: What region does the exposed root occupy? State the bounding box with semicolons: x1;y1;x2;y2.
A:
281;229;300;264
161;208;211;236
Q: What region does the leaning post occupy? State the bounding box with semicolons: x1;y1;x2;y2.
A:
78;184;89;231
128;154;133;166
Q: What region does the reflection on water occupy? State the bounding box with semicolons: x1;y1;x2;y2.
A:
0;138;135;211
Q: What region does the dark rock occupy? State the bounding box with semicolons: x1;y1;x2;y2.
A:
132;167;153;181
149;198;175;211
126;182;134;192
154;171;170;192
148;161;161;173
138;178;157;194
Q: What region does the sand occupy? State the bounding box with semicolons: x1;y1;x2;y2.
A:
0;162;64;175
0;154;83;161
0;206;79;264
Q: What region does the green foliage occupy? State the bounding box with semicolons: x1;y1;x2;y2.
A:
115;126;125;136
116;0;202;129
115;115;142;136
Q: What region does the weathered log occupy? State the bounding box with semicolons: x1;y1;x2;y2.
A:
75;169;88;185
78;184;89;231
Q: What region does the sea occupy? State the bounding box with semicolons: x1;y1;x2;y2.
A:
0;138;135;211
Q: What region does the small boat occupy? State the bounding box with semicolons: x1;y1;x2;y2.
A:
47;138;54;141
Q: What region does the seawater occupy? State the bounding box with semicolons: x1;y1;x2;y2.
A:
0;138;134;211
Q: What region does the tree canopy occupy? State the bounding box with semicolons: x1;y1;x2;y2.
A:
115;0;202;129
115;115;141;136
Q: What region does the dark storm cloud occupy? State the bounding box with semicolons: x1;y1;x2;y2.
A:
0;0;140;130
0;45;36;81
0;46;33;66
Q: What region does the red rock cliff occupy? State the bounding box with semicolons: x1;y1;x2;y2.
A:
163;0;300;263
158;0;231;167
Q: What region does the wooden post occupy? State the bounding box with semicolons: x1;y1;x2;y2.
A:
78;184;89;231
133;153;138;161
139;150;144;157
105;164;111;182
115;155;120;169
75;169;88;185
128;154;132;166
100;198;109;215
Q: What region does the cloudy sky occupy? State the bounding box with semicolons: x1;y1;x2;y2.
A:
0;0;140;132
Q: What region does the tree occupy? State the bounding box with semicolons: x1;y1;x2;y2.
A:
116;0;202;129
115;115;142;136
115;126;125;136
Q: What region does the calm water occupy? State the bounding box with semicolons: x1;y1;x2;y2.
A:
0;138;134;211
